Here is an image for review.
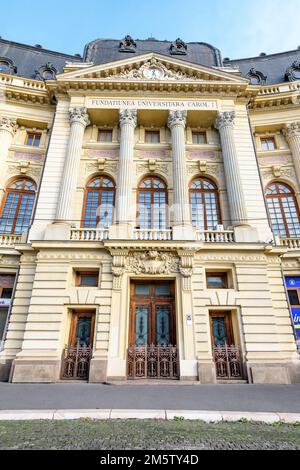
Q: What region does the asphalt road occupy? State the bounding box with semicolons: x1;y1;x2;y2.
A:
0;383;300;412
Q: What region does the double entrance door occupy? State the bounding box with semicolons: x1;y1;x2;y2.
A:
128;281;179;379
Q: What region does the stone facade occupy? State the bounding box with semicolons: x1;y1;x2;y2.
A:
0;38;299;385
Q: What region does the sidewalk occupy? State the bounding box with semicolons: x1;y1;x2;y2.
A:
1;383;300;415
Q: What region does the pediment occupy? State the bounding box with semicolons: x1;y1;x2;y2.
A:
58;53;247;85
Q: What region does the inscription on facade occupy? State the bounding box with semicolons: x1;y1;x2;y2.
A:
87;98;218;110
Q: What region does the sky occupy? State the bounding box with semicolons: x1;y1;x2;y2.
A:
1;0;299;59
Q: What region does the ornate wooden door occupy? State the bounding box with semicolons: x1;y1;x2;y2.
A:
61;311;95;381
128;282;179;380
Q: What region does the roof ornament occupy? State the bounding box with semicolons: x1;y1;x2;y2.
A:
35;63;58;81
119;35;137;53
0;57;17;75
246;67;267;85
285;59;300;82
170;38;188;55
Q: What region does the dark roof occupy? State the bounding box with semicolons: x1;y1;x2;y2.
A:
83;38;223;68
0;38;82;79
227;49;300;85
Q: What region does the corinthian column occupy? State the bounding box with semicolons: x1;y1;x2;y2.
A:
283;122;300;183
215;111;248;226
115;109;137;230
56;107;90;222
0;117;17;167
168;111;193;240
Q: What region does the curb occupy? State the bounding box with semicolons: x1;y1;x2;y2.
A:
0;409;300;423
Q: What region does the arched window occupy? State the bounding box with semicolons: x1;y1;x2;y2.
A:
189;178;221;230
266;182;300;238
0;178;36;234
82;176;115;228
137;177;167;230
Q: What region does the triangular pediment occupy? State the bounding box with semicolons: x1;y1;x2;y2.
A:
57;53;247;85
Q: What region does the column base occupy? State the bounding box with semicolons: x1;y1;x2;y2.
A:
109;223;133;240
89;359;108;383
248;364;293;384
44;222;71;241
234;225;260;243
173;225;195;241
198;362;217;384
10;359;61;383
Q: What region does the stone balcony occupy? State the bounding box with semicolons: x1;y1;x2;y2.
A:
278;237;300;250
0;234;22;247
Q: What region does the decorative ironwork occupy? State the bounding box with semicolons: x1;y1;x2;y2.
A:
61;345;92;380
213;344;245;380
127;345;179;380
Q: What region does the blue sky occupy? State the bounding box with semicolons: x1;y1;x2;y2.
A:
1;0;298;59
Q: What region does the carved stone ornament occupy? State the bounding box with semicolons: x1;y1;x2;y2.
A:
119;35;137;53
119;109;137;127
187;162;220;177
246;67;267;85
0;57;17;75
215;111;235;130
285;60;300;82
69;107;90;127
283;122;300;139
35;62;58;81
86;159;118;175
136;161;170;177
128;251;179;275
0;116;18;135
168;110;187;129
105;58;199;81
170;38;188;56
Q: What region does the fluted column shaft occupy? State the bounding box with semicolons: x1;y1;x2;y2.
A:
116;109;137;225
56;107;90;222
216;111;248;226
0;117;17;167
168;111;191;226
284;122;300;184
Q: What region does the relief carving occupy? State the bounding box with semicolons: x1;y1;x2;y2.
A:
128;251;179;275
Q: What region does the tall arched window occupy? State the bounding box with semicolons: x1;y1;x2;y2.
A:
0;178;36;234
137;177;167;230
266;182;300;238
82;176;115;228
189;178;221;230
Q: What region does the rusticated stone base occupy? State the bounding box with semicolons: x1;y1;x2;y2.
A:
11;360;61;383
88;359;108;383
249;364;292;385
198;362;217;384
0;360;13;382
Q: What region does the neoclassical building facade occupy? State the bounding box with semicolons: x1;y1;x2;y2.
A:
0;36;299;384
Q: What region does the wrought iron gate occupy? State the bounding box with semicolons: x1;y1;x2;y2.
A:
213;344;245;380
127;345;179;380
61;345;92;380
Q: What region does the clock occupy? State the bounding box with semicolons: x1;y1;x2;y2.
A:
143;67;164;80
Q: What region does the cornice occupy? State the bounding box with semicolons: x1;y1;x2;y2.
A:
0;73;52;105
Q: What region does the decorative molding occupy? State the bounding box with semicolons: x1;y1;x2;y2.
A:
246;68;267;85
261;166;295;181
168;110;187;129
283;122;300;139
7;162;41;179
136;161;170;177
215;111;235;130
69;107;90;127
187;161;220;177
119;109;137;128
0;57;17;75
119;35;137;53
85;159;118;175
104;58;199;82
0;117;18;135
127;251;179;275
136;150;170;159
35;63;57;81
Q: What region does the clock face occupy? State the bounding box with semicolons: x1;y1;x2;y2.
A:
143;67;164;80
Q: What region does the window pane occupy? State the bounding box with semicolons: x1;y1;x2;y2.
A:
79;274;98;287
155;284;171;296
0;308;9;341
1;288;13;299
288;290;300;306
207;274;227;289
135;285;150;296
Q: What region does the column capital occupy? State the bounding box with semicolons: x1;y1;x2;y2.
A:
168;110;187;129
283;122;300;139
215;111;235;131
0;116;18;135
119;109;137;128
69;107;90;127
